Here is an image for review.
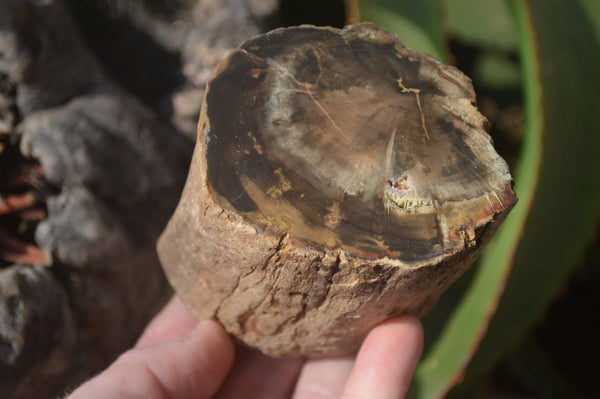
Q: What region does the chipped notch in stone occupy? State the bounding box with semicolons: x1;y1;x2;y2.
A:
383;173;434;213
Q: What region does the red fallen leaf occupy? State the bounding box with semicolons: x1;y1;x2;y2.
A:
0;229;49;266
19;208;47;222
0;192;37;215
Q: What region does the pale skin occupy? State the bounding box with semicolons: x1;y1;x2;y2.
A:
68;296;423;399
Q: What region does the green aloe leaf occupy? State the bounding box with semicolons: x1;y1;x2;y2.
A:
452;0;600;392
408;0;543;396
353;0;446;61
349;0;600;397
348;1;538;397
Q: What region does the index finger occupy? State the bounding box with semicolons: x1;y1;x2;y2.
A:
341;315;424;399
136;296;199;347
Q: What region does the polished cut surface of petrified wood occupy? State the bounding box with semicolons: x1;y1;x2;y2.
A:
158;23;517;357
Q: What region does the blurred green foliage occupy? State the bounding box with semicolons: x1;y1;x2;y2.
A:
349;0;600;397
355;0;446;60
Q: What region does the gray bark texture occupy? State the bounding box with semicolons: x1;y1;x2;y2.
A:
1;0;278;397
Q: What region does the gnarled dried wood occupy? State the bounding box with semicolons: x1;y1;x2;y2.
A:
158;23;517;357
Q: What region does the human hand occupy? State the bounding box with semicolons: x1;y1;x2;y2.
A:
68;296;423;399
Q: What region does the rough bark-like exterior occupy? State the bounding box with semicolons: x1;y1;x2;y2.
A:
158;23;517;357
159;144;511;357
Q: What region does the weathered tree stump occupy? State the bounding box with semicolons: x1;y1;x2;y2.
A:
158;23;517;357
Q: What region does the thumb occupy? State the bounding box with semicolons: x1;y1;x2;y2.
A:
68;320;234;399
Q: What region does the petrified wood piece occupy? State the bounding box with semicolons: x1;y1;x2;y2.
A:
158;23;517;357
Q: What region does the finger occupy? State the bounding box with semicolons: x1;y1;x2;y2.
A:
341;315;423;399
68;320;235;399
291;357;354;398
136;296;198;347
214;345;304;399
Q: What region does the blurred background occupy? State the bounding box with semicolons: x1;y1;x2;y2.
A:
1;0;599;397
